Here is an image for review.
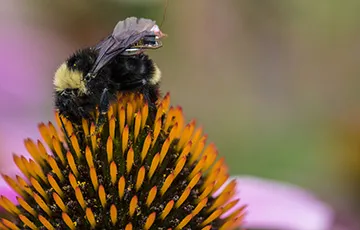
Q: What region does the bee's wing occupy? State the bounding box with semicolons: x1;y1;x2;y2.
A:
91;17;156;74
113;17;157;36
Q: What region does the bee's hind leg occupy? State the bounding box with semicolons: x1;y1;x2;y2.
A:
96;88;110;132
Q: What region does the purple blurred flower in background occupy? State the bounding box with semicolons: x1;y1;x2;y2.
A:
0;1;56;172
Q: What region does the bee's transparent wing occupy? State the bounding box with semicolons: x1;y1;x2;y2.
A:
113;17;156;37
91;17;156;74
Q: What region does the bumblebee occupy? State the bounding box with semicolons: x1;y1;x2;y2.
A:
53;17;165;126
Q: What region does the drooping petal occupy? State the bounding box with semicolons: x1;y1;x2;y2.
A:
222;176;334;230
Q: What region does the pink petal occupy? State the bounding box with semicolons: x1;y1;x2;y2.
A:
220;176;334;230
0;175;18;209
0;121;42;174
0;1;59;174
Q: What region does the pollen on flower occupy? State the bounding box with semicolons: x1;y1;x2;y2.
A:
0;92;245;229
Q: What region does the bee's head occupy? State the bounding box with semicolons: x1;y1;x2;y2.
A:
53;48;97;94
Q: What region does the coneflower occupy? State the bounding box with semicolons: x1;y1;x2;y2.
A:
0;93;245;230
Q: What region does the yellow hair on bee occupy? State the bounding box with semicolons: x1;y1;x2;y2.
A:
54;63;87;94
149;63;161;85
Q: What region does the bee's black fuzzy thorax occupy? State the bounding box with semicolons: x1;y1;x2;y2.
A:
66;49;98;73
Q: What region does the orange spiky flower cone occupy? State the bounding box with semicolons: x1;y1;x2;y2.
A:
0;93;245;230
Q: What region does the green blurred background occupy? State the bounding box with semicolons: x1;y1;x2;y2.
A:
1;0;360;221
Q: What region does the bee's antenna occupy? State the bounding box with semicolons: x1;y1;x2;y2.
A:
160;0;169;29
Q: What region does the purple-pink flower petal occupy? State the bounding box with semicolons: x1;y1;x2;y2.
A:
223;176;334;230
